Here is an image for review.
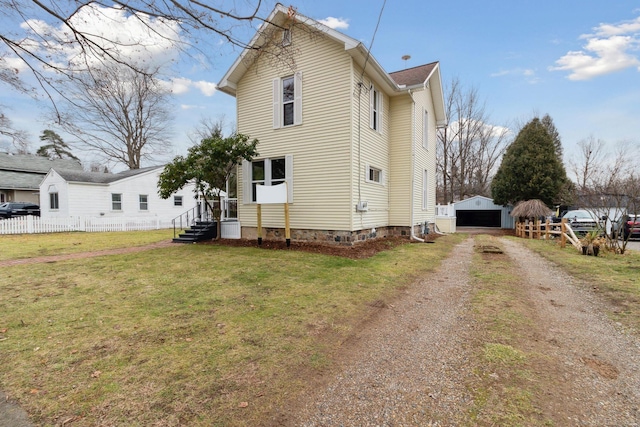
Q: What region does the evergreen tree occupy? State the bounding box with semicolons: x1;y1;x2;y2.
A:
491;117;569;207
37;129;79;160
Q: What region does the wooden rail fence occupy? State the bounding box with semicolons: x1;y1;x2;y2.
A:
515;218;582;250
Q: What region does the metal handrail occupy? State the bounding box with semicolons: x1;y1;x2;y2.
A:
171;202;214;239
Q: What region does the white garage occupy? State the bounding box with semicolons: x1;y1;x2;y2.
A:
454;196;514;229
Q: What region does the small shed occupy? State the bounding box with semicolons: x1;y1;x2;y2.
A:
454;195;514;229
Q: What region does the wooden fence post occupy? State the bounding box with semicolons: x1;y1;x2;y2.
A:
545;219;550;240
560;218;566;248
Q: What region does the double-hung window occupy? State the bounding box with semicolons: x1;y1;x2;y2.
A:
111;193;122;211
174;196;183;207
243;156;293;203
423;109;429;149
50;192;59;210
370;86;382;132
273;72;302;128
139;194;148;211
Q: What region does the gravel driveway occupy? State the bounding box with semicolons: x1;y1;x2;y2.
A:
285;237;640;426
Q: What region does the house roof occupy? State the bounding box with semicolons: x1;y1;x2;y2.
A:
0;152;83;173
389;63;439;87
0;170;45;190
52;165;163;185
217;4;447;126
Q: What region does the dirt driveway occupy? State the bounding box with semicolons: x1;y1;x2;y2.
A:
280;236;640;426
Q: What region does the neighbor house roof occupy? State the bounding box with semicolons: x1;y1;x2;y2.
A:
0;152;84;190
0;152;83;173
52;166;163;185
216;4;447;126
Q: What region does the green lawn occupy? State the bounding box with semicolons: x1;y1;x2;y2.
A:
0;232;466;426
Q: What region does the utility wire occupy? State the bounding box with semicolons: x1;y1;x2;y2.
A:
357;0;387;213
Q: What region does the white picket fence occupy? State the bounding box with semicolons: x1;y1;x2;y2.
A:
0;215;243;239
0;215;173;235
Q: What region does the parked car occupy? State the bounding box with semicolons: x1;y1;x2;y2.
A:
0;202;41;218
561;209;603;236
613;214;640;240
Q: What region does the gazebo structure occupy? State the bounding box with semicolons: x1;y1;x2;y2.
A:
511;199;552;239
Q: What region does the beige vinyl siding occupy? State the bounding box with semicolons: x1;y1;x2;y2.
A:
236;25;354;230
350;67;391;230
388;95;413;226
411;87;437;224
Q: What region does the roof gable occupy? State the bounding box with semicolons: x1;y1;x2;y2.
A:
217;4;447;126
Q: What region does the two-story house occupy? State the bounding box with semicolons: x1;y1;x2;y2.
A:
217;4;447;244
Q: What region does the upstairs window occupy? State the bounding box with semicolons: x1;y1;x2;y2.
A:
282;29;291;46
423;110;429;149
273;72;302;128
370;86;382;132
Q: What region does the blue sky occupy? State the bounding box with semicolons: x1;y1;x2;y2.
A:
2;0;639;170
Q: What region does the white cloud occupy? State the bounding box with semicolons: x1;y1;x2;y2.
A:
20;4;182;72
550;17;640;80
319;17;349;30
181;104;201;110
164;77;217;96
192;80;217;96
491;68;539;84
169;78;193;95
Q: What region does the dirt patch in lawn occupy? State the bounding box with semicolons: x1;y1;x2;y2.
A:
201;234;441;259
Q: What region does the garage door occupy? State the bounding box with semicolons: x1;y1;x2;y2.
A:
456;210;501;227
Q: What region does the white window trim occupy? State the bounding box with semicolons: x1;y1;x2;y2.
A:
242;155;293;204
282;28;291;46
422;170;428;210
365;164;385;186
273;72;302;129
111;193;122;211
49;192;59;210
423;109;429;150
139;194;148;211
369;85;382;133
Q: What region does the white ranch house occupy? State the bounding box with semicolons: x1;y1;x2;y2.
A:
39;166;198;223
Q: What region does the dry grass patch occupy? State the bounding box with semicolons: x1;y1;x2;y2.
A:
466;235;551;427
0;234;465;426
0;230;172;261
513;237;640;334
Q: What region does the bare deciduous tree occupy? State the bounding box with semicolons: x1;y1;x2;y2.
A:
56;65;173;169
0;111;30;153
1;1;299;108
572;139;640;254
436;78;509;203
569;135;606;191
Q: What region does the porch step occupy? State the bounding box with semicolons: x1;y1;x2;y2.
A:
172;221;217;243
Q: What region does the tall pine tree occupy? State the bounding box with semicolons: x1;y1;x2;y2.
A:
491;116;569;207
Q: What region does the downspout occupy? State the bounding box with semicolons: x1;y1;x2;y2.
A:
407;89;424;242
